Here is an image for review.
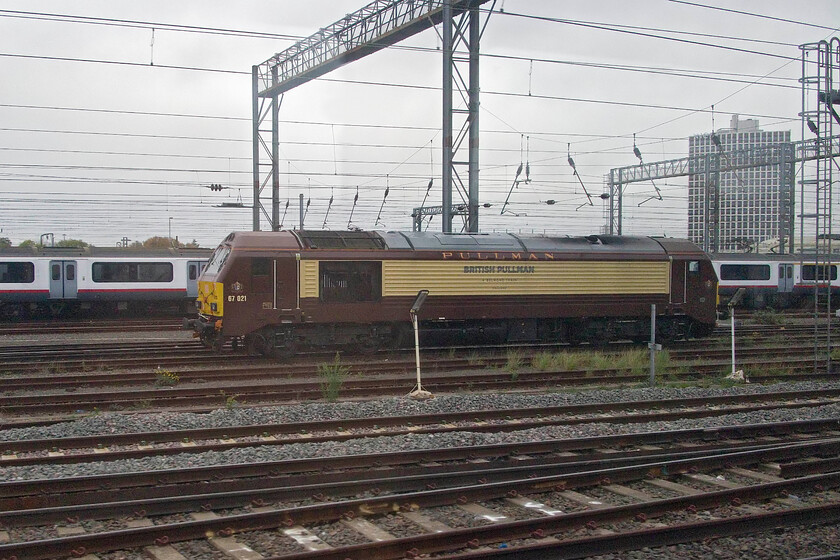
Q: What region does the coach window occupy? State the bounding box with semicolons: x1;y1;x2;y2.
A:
66;264;75;281
720;264;770;281
320;261;381;303
52;263;61;281
0;262;35;283
93;262;173;282
803;265;837;281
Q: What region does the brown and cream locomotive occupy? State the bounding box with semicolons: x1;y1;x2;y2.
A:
187;230;718;356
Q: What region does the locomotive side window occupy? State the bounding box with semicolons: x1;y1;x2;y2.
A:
802;264;837;281
0;262;35;283
688;261;699;274
252;258;271;276
92;262;173;282
719;264;770;281
319;261;381;303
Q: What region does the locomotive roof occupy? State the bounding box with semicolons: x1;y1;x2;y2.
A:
224;230;695;256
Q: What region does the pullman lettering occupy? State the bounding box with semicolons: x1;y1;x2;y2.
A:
442;251;555;261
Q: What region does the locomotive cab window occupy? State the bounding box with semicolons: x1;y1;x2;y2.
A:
688;261;700;274
203;246;231;276
0;262;35;283
320;261;381;303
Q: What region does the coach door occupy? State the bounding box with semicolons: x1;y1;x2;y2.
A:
49;260;78;299
186;261;205;298
778;264;794;293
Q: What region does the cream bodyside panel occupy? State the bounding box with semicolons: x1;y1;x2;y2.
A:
297;259;670;299
381;261;670;296
299;260;319;299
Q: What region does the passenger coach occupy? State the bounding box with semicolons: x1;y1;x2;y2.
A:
189;230;718;356
0;246;209;319
712;253;840;309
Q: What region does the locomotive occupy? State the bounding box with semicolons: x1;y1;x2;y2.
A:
188;230;718;356
0;246;210;320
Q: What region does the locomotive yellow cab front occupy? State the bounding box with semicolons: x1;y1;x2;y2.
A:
197;280;224;317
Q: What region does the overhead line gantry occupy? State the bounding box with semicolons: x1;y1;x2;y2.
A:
606;134;840;254
252;0;493;234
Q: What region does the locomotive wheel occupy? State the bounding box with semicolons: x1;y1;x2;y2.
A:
266;329;296;360
656;319;687;343
244;333;265;356
355;327;383;355
272;339;297;360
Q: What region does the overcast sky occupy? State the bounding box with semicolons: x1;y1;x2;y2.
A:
0;0;837;247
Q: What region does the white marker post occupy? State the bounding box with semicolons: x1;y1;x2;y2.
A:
649;304;661;387
408;290;432;400
728;288;747;381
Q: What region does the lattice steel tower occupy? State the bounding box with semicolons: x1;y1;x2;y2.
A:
800;38;839;373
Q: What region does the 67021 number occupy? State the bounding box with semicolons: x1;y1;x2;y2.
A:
227;295;247;302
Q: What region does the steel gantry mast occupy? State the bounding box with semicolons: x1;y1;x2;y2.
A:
252;0;493;233
606;136;839;253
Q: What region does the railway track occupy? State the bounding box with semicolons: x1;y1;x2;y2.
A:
3;388;840;466
0;323;837;427
1;320;839;558
1;413;839;559
0;347;835;427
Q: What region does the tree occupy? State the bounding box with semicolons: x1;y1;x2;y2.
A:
18;240;38;248
0;237;11;248
56;239;90;248
141;236;182;249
